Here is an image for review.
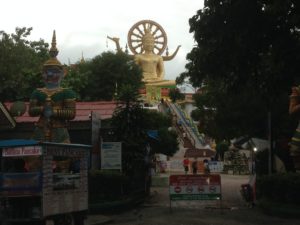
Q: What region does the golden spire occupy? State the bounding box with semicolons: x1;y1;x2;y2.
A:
49;30;59;58
43;30;63;69
80;51;85;63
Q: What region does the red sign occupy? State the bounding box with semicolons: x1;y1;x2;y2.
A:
169;174;221;200
3;146;42;157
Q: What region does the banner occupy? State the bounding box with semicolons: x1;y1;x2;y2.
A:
2;146;42;157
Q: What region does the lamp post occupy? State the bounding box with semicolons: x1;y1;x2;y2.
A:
252;147;257;174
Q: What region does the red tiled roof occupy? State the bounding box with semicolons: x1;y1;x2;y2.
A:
4;101;119;123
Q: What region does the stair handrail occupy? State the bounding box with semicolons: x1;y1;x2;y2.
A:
166;101;203;148
172;103;206;146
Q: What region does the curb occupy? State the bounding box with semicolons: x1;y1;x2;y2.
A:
86;215;113;225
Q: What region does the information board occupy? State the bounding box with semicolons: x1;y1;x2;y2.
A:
101;142;122;170
169;174;221;201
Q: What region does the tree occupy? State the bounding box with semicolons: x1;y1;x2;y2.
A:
168;88;185;103
82;51;143;101
180;0;300;141
111;87;178;174
215;140;229;161
0;27;49;101
149;127;179;156
61;62;90;100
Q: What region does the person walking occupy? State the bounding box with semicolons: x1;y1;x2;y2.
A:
183;158;190;174
192;158;198;174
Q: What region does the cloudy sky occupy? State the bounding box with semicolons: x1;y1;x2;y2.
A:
1;0;204;81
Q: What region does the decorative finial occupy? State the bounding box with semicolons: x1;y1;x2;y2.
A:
125;44;129;54
80;51;85;63
166;46;169;56
43;30;62;69
49;30;59;58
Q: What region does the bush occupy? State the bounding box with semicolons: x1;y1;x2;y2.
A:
89;170;129;202
257;173;300;204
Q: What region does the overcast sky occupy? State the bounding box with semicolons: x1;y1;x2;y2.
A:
1;0;204;81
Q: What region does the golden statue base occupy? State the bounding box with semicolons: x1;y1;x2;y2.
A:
139;80;176;103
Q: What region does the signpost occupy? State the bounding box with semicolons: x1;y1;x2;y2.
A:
208;161;224;173
91;111;101;169
169;174;222;210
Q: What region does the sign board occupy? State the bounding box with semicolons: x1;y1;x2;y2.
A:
0;172;42;193
208;161;224;173
42;143;90;217
2;146;42;157
169;174;221;201
101;142;122;170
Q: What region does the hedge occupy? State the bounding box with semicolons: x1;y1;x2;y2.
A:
256;173;300;205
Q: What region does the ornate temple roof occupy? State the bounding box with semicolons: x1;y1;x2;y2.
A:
4;101;119;123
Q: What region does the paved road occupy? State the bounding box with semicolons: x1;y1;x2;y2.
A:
88;173;299;225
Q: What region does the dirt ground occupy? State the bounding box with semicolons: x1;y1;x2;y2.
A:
104;174;300;225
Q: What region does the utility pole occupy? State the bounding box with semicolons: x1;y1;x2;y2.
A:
268;111;272;175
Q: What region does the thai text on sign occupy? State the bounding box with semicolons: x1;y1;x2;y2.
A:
2;146;42;157
169;174;221;200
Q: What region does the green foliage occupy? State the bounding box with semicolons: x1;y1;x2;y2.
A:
143;109;172;130
182;0;300;141
9;101;26;116
82;51;143;101
117;84;141;107
168;88;185;103
61;62;90;100
215;140;229;160
0;27;49;101
111;101;178;174
150;127;179;156
257;173;300;204
89;170;129;201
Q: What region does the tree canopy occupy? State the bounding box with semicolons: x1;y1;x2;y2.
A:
168;88;185;103
76;51;143;101
179;0;300;141
0;27;49;101
111;86;178;174
0;29;143;102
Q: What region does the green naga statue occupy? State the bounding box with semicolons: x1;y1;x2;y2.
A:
29;31;76;143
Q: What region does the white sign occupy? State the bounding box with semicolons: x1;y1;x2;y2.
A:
2;146;42;157
101;142;122;170
208;161;224;173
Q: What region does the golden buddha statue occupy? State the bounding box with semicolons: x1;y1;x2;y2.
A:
29;31;76;143
108;20;180;94
134;28;165;83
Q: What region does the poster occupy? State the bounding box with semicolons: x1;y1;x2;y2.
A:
101;142;122;170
